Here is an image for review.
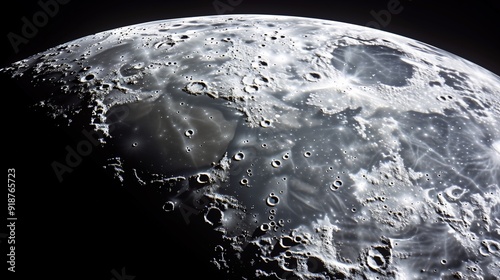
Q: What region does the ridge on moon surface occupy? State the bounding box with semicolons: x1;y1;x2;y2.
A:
3;14;500;279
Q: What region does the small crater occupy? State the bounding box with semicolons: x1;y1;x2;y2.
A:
366;246;391;271
266;193;280;207
304;72;321;82
444;185;466;201
79;73;96;83
184;129;195;138
271;159;282;168
260;223;270;231
244;85;259;93
196;173;211;184
184;81;208;95
204;207;223;226
254;76;270;84
233;152;245;161
260;119;272;128
240;178;249;186
162;201;175;212
330;180;343;191
279;236;296;248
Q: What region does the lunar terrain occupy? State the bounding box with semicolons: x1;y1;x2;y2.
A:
2;15;500;279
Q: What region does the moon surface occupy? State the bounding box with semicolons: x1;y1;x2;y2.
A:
3;14;500;279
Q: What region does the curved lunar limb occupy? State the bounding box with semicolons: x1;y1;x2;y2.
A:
2;15;499;279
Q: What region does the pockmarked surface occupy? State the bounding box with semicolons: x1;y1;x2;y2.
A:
3;15;499;279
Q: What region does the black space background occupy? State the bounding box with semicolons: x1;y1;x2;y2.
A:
2;1;499;279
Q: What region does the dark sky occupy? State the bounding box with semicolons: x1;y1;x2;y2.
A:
1;0;499;75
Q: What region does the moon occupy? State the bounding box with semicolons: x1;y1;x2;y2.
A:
3;14;499;279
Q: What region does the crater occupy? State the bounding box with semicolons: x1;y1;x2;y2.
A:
331;45;414;86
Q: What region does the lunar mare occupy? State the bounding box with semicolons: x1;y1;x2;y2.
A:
3;15;499;279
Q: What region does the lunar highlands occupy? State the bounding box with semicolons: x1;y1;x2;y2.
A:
3;15;500;279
